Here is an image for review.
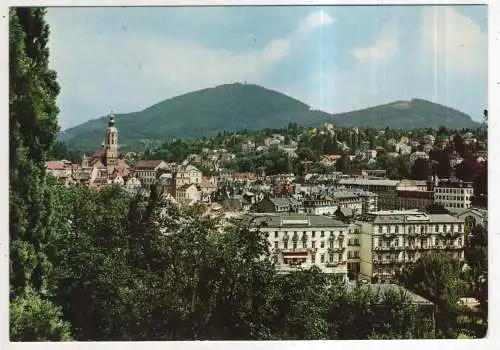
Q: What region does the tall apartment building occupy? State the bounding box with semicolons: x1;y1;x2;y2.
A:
247;214;361;282
358;210;465;283
434;180;474;210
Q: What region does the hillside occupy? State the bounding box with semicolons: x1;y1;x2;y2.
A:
60;83;481;152
330;99;480;129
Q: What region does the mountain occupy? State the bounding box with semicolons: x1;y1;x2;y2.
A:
60;83;481;151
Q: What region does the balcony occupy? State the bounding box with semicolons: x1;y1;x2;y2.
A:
326;261;347;267
441;231;461;238
329;246;346;253
281;248;309;254
406;245;418;251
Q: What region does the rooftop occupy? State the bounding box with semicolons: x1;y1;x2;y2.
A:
338;178;399;187
243;214;356;228
346;283;434;306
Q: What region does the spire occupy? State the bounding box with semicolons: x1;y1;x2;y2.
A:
109;111;115;126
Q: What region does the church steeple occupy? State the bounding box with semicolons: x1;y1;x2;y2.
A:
105;112;118;168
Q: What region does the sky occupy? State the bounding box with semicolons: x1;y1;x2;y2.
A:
45;5;488;130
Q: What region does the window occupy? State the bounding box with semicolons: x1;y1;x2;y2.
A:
330;241;334;249
311;254;316;264
312;231;316;238
312;241;316;249
378;268;383;275
274;241;278;249
378;240;382;247
435;225;439;233
394;239;399;247
302;241;306;248
378;226;382;234
274;231;279;238
458;238;462;246
395;226;399;234
321;241;325;248
293;242;297;249
329;254;334;262
320;254;325;263
284;242;288;249
321;231;325;237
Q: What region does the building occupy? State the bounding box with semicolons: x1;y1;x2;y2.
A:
45;160;73;185
303;199;338;215
337;178;399;210
256;197;303;213
175;183;200;205
175;164;202;186
332;191;363;216
456;207;488;232
358;210;465;283
434;180;474;210
134;160;169;187
247;214;359;282
396;179;428;192
240;140;256;153
353;189;378;214
396;190;434;211
410;151;430;165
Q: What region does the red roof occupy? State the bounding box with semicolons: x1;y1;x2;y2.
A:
135;160;164;170
46;161;66;170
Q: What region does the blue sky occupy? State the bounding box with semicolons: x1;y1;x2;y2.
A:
46;5;487;129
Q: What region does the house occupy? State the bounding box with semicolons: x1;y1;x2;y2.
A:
256;197;303;213
134;160;169;187
241;140;256;153
175;183;200;205
358;210;465;283
365;149;377;160
409;151;429;165
174;164;202;186
395;142;412;155
422;134;436;145
456;207;487;232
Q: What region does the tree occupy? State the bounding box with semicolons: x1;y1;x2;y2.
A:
10;286;72;341
411;158;430;180
425;203;450;214
429;149;451;179
465;225;488;319
9;7;71;341
397;253;469;338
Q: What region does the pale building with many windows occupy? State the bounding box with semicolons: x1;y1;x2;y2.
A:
134;160;169;186
434;180;474;210
246;214;360;282
358;210;465;283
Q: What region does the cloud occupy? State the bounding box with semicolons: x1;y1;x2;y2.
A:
419;7;486;77
47;9;336;128
353;22;398;62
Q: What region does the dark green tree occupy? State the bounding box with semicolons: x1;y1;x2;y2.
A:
9;7;72;341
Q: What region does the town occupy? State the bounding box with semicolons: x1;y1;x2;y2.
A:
9;5;489;343
46;113;488;285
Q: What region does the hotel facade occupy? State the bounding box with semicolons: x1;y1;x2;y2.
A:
358;210;465;283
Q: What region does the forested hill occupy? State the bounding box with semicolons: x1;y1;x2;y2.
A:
60;83;481;151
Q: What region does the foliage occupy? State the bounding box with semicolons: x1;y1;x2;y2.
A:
9;7;73;341
10;286;73;341
397;252;469;338
425;203;451;214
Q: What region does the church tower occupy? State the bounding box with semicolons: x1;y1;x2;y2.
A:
105;112;118;168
